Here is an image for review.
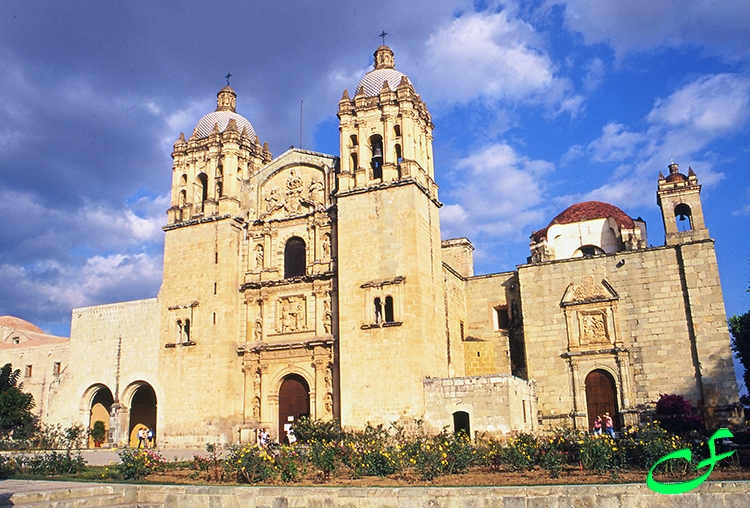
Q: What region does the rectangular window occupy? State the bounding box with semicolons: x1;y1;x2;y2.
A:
25;365;32;378
53;362;61;376
494;306;510;330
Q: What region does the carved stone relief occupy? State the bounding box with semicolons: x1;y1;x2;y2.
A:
578;311;610;346
277;295;307;333
572;276;608;302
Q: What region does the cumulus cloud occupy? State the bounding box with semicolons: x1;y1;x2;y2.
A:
441;143;554;241
421;9;581;114
557;0;750;61
564;73;750;207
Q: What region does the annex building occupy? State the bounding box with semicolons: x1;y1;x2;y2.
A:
0;46;740;448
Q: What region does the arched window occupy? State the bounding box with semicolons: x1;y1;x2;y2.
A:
180;174;188;185
369;134;383;179
350;152;358;171
197;173;208;204
178;190;186;207
216;181;223;198
395;144;402;163
183;319;191;343
284;237;306;278
393;125;401;137
374;298;383;323
176;320;183;343
575;245;605;258
384;296;394;323
675;204;693;231
350;134;358;147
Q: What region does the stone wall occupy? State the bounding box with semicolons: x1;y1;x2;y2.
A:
517;242;738;431
423;374;537;435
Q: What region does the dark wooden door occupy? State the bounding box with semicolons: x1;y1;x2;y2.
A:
278;375;309;443
585;370;619;431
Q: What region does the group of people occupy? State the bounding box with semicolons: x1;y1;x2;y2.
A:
592;412;615;438
136;427;155;448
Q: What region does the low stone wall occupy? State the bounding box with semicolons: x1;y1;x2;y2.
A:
5;481;749;507
130;482;750;507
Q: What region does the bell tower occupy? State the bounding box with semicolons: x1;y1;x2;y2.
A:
335;46;447;428
657;162;709;245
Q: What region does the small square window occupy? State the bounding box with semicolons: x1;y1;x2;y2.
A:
24;365;32;378
53;362;61;376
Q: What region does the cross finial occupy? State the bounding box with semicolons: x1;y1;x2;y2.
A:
379;31;388;45
225;73;232;86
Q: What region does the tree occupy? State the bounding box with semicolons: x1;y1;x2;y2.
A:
729;310;750;406
0;363;35;438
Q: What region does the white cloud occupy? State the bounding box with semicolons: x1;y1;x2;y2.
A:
557;0;750;60
422;10;580;113
441;143;554;241
566;73;749;207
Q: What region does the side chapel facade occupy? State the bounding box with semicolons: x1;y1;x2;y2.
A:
0;46;740;447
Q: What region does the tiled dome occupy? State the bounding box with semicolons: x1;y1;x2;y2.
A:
357;68;409;97
194;111;256;139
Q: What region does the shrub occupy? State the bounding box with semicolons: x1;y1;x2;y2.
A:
293;416;341;443
89;420;106;446
275;446;303;482
308;439;338;480
619;422;687;472
579;434;618;474
340;423;401;477
225;444;274;484
654;394;704;436
116;448;166;480
410;431;475;480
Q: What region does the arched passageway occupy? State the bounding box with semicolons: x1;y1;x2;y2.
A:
86;385;114;447
128;383;157;447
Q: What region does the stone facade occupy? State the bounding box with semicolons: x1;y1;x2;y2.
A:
0;46;739;447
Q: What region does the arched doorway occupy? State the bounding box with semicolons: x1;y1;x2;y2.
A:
278;374;309;444
585;369;619;432
127;383;157;447
86;385;113;447
453;411;470;437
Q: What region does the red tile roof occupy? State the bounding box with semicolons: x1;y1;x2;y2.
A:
531;201;635;242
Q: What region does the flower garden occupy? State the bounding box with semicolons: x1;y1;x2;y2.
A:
0;418;747;486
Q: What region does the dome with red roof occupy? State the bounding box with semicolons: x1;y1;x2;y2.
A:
529;201;647;262
0;316;43;334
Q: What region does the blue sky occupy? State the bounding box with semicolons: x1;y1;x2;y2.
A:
1;1;749;390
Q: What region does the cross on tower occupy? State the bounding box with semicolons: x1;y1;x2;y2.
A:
225;73;232;86
379;31;388;45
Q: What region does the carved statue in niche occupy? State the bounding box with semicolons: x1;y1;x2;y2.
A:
254;320;262;342
255;244;264;269
580;312;609;345
325;365;333;391
308;178;324;208
252;397;260;419
324;393;333;415
284;170;304;215
323;294;331;313
278;296;306;332
321;234;331;259
323;313;332;334
253;368;261;395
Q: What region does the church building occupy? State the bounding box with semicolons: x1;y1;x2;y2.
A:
0;46;740;447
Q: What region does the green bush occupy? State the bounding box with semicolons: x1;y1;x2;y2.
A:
308;439;338;480
116;448;166;480
410;431;475;480
225;444;275;484
275;446;303;482
579;434;618;474
89;420;106;445
340;423;401;477
293;416;341;443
